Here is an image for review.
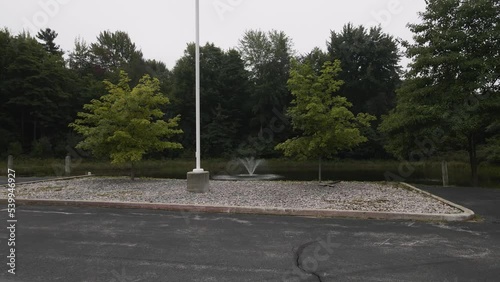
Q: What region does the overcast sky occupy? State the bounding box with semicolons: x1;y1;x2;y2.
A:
1;0;427;68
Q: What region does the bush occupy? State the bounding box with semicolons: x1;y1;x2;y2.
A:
31;137;53;158
7;141;23;157
485;135;500;164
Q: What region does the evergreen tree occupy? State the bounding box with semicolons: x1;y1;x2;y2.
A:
36;28;62;55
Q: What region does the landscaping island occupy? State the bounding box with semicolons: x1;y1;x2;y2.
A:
1;176;475;222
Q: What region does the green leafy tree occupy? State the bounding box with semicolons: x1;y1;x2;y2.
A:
379;0;500;186
0;28;15;151
90;30;143;71
327;24;401;158
485;137;500;164
239;30;294;155
276;60;375;181
87;30;148;84
144;59;172;97
68;37;92;75
171;43;250;157
328;24;401;117
70;71;183;180
300;47;329;74
1;31;72;151
484;123;500;164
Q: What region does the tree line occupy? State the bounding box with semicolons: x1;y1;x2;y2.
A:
0;24;399;160
1;0;499;185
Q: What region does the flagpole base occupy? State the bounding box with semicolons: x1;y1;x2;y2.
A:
187;170;210;193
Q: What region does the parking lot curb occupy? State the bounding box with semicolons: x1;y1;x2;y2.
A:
0;181;474;221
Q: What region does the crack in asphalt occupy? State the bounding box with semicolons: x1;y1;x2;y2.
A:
294;241;323;282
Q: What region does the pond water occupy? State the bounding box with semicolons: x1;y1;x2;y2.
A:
11;159;500;189
154;163;499;188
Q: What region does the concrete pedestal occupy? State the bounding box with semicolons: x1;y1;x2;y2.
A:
187;171;210;193
7;155;13;170
65;156;71;176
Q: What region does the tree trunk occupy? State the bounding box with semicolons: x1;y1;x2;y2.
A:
130;162;135;181
467;134;479;187
318;156;322;183
441;161;449;187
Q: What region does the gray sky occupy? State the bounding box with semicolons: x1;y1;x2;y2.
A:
1;0;426;68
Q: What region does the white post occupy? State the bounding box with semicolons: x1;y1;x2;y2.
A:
7;155;13;170
193;0;203;173
186;0;209;193
65;155;71;176
442;161;449;187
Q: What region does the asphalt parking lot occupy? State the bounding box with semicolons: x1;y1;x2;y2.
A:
0;184;499;282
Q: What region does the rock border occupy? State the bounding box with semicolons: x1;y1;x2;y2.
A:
398;182;475;221
1;178;475;222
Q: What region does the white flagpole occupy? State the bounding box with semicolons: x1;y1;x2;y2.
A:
193;0;203;172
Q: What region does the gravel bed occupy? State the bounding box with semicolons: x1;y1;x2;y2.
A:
3;177;462;214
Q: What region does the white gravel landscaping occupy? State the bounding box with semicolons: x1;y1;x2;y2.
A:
3;177;463;214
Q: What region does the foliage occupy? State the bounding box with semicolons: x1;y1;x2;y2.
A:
171;43;250;158
379;0;500;185
3;18;497;177
483;121;500;163
327;23;401;159
90;30;143;73
239;30;294;155
7;142;23;157
0;29;73;152
68;37;92;75
484;136;500;163
36;28;62;55
328;23;401;118
31;136;53;158
299;47;329;74
68;31;154;85
70;71;182;179
275;59;375;160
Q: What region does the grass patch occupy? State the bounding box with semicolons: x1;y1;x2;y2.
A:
469;214;485;223
1;158;499;189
